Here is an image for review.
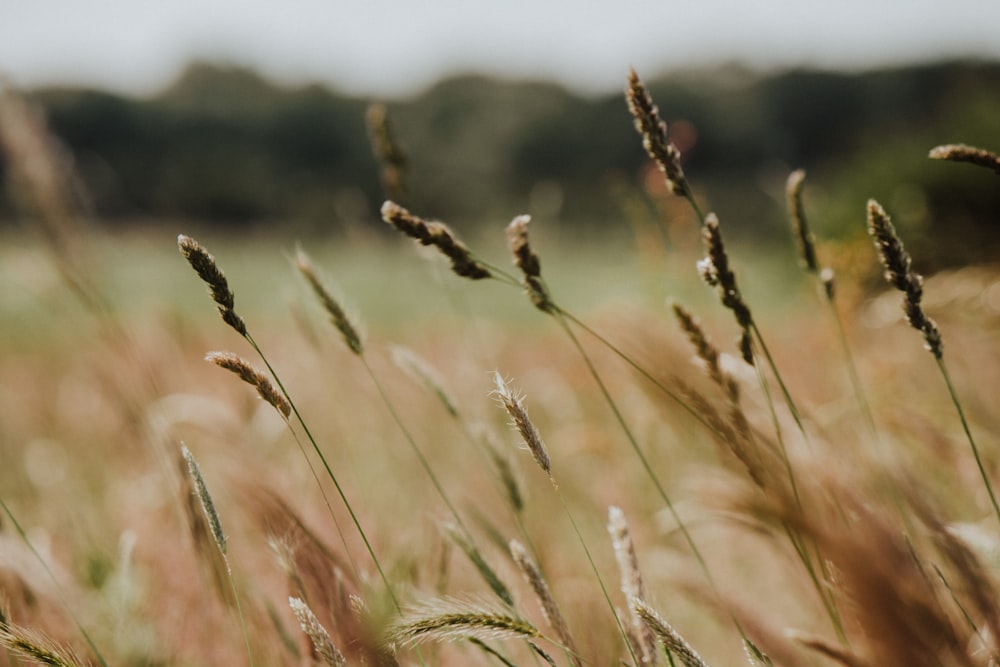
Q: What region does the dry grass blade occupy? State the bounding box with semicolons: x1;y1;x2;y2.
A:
205;351;292;419
633;598;709;667
492;373;552;483
866;200;942;359
928;144;1000;175
389;598;540;647
380;201;491;280
177;234;247;336
289;597;347;667
509;540;581;667
294;248;365;355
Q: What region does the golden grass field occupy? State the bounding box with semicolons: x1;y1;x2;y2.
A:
2;73;1000;667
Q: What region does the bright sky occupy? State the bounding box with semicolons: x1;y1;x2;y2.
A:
3;1;1000;97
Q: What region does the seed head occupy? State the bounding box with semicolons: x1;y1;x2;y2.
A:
381;201;491;280
177;234;247;336
866;200;942;358
625;69;690;197
929;143;1000;175
205;351;292;418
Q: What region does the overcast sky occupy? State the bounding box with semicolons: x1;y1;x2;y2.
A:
3;1;1000;97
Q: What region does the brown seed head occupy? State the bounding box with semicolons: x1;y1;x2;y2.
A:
625;68;690;197
702;214;753;330
206;351;292;418
381;201;491;280
929;143;1000;175
177;234;247;336
786;169;819;273
506;215;554;312
866;200;943;358
294;249;364;355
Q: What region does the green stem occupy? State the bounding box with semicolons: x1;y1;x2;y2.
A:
936;356;1000;528
223;557;255;667
243;334;403;613
0;498;110;667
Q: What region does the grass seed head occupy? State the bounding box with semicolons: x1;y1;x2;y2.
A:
177;234;247;336
506;214;554;312
509;540;581;667
294;248;364;356
389;597;540;647
181;443;228;556
702;214;753;331
381;201;491;280
928;143;1000;175
205;350;292;418
866;200;943;358
289;597;347;667
625;69;691;197
786;169;819;273
633;598;709;667
493;373;552;482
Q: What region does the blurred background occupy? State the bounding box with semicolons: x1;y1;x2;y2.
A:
2;0;999;265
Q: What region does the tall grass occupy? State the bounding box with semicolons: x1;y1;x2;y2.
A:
1;75;999;667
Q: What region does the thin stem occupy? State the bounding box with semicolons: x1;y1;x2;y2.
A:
936;357;1000;527
243;333;403;612
223;557;256;667
0;497;110;667
550;312;717;590
823;292;879;441
749;323;811;449
554;491;640;667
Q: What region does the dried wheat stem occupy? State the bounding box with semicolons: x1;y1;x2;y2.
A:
177;234;247;336
294;248;364;355
509;540;582;667
625;68;691;198
205;351;292;419
633;598;709;667
381;201;491;279
608;507;658;666
786;169;819;273
866;200;943;358
929;143;1000;175
492;373;552;483
289;597;347;667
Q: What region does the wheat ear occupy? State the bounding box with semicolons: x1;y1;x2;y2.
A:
633;598;710;667
608;507;658;666
177;234;247;336
381;201;492;279
294;248;364;355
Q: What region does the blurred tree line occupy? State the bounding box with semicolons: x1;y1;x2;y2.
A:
1;60;998;262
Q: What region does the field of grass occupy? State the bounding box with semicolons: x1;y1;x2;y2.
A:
2;74;1000;667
